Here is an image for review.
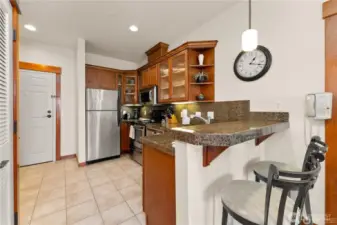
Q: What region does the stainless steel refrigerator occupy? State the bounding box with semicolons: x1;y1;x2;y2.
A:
86;88;120;162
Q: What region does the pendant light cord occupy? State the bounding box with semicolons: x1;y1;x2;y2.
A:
248;0;252;29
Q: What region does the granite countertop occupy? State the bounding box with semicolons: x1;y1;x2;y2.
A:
146;123;181;132
141;134;175;156
170;120;289;146
141;111;289;156
141;119;289;156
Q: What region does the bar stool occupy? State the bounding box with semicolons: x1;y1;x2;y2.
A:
251;136;327;224
221;142;326;225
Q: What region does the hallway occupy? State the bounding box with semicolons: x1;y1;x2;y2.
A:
19;156;145;225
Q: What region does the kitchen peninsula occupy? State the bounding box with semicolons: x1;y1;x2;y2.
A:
141;101;289;225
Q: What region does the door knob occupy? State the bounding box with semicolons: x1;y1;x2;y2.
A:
47;115;52;118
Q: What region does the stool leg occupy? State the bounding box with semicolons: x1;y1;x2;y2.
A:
305;195;313;225
222;207;228;225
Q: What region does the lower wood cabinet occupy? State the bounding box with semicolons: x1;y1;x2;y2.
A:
143;144;175;225
120;122;130;152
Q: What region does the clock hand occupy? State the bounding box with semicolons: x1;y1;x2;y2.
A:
249;57;256;65
251;63;265;66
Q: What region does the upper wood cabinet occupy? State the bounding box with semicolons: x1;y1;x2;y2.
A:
158;50;188;102
122;71;138;104
170;50;188;101
140;40;218;103
140;65;158;89
158;59;170;102
85;65;117;90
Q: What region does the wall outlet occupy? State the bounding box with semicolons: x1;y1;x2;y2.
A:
181;109;188;118
207;111;214;119
195;112;201;117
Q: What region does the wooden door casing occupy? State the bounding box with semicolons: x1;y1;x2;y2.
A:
325;12;337;224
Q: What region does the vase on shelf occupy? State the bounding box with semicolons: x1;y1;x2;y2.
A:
196;93;205;101
194;71;208;83
198;53;204;65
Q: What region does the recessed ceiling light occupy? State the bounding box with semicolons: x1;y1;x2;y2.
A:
24;24;37;32
129;25;138;32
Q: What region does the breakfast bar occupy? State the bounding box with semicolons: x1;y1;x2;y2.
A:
141;110;289;225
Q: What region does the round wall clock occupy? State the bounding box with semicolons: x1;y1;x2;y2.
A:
233;45;272;82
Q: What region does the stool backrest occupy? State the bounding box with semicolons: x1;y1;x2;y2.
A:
264;137;327;225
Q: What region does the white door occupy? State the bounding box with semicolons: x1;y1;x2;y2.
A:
0;0;13;224
19;70;56;166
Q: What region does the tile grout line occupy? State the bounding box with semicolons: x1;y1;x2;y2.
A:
27;163;49;225
85;164;107;225
26;161;66;224
109;160;142;225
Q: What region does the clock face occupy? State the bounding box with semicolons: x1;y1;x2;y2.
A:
234;45;272;82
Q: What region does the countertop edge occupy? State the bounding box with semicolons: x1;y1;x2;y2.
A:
171;122;290;147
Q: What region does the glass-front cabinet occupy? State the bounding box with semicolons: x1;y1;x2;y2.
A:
158;50;188;103
159;60;170;102
170;50;188;101
122;75;137;104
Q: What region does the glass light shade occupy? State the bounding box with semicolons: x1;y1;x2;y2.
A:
242;29;258;51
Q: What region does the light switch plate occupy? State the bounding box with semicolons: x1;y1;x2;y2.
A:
196;112;201;117
207;111;214;119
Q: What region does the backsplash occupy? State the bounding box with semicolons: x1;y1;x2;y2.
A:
173;100;250;123
136;100;250;123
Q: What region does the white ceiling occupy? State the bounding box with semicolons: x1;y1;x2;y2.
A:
19;0;235;63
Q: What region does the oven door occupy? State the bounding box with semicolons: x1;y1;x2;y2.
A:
131;125;145;165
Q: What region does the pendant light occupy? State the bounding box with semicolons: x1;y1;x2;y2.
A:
242;0;258;51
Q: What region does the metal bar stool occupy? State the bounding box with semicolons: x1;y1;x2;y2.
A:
252;136;327;224
221;142;326;225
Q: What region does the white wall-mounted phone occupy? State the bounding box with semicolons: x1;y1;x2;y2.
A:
306;93;333;120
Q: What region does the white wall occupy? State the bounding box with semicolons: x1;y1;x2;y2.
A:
76;39;86;163
20;38;77;157
86;53;138;70
172;1;325;223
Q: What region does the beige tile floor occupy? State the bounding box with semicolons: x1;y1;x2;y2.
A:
19;156;146;225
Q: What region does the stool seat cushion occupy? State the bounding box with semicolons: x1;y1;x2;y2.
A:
252;161;301;180
221;180;296;225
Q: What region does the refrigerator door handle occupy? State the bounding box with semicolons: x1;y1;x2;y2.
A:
117;90;121;127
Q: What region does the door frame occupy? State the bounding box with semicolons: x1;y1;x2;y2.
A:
17;62;62;163
323;1;337;224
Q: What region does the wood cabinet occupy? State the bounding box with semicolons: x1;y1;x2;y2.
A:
158;59;170;102
141;65;158;89
170;50;188;101
85;65;117;90
122;71;138;104
143;144;175;225
158;50;188;102
120;122;130;152
139;41;217;103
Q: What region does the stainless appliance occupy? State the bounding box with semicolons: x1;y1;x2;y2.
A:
132;124;146;165
139;86;157;105
86;89;120;162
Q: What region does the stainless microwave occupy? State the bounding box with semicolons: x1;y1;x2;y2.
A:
139;86;157;105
